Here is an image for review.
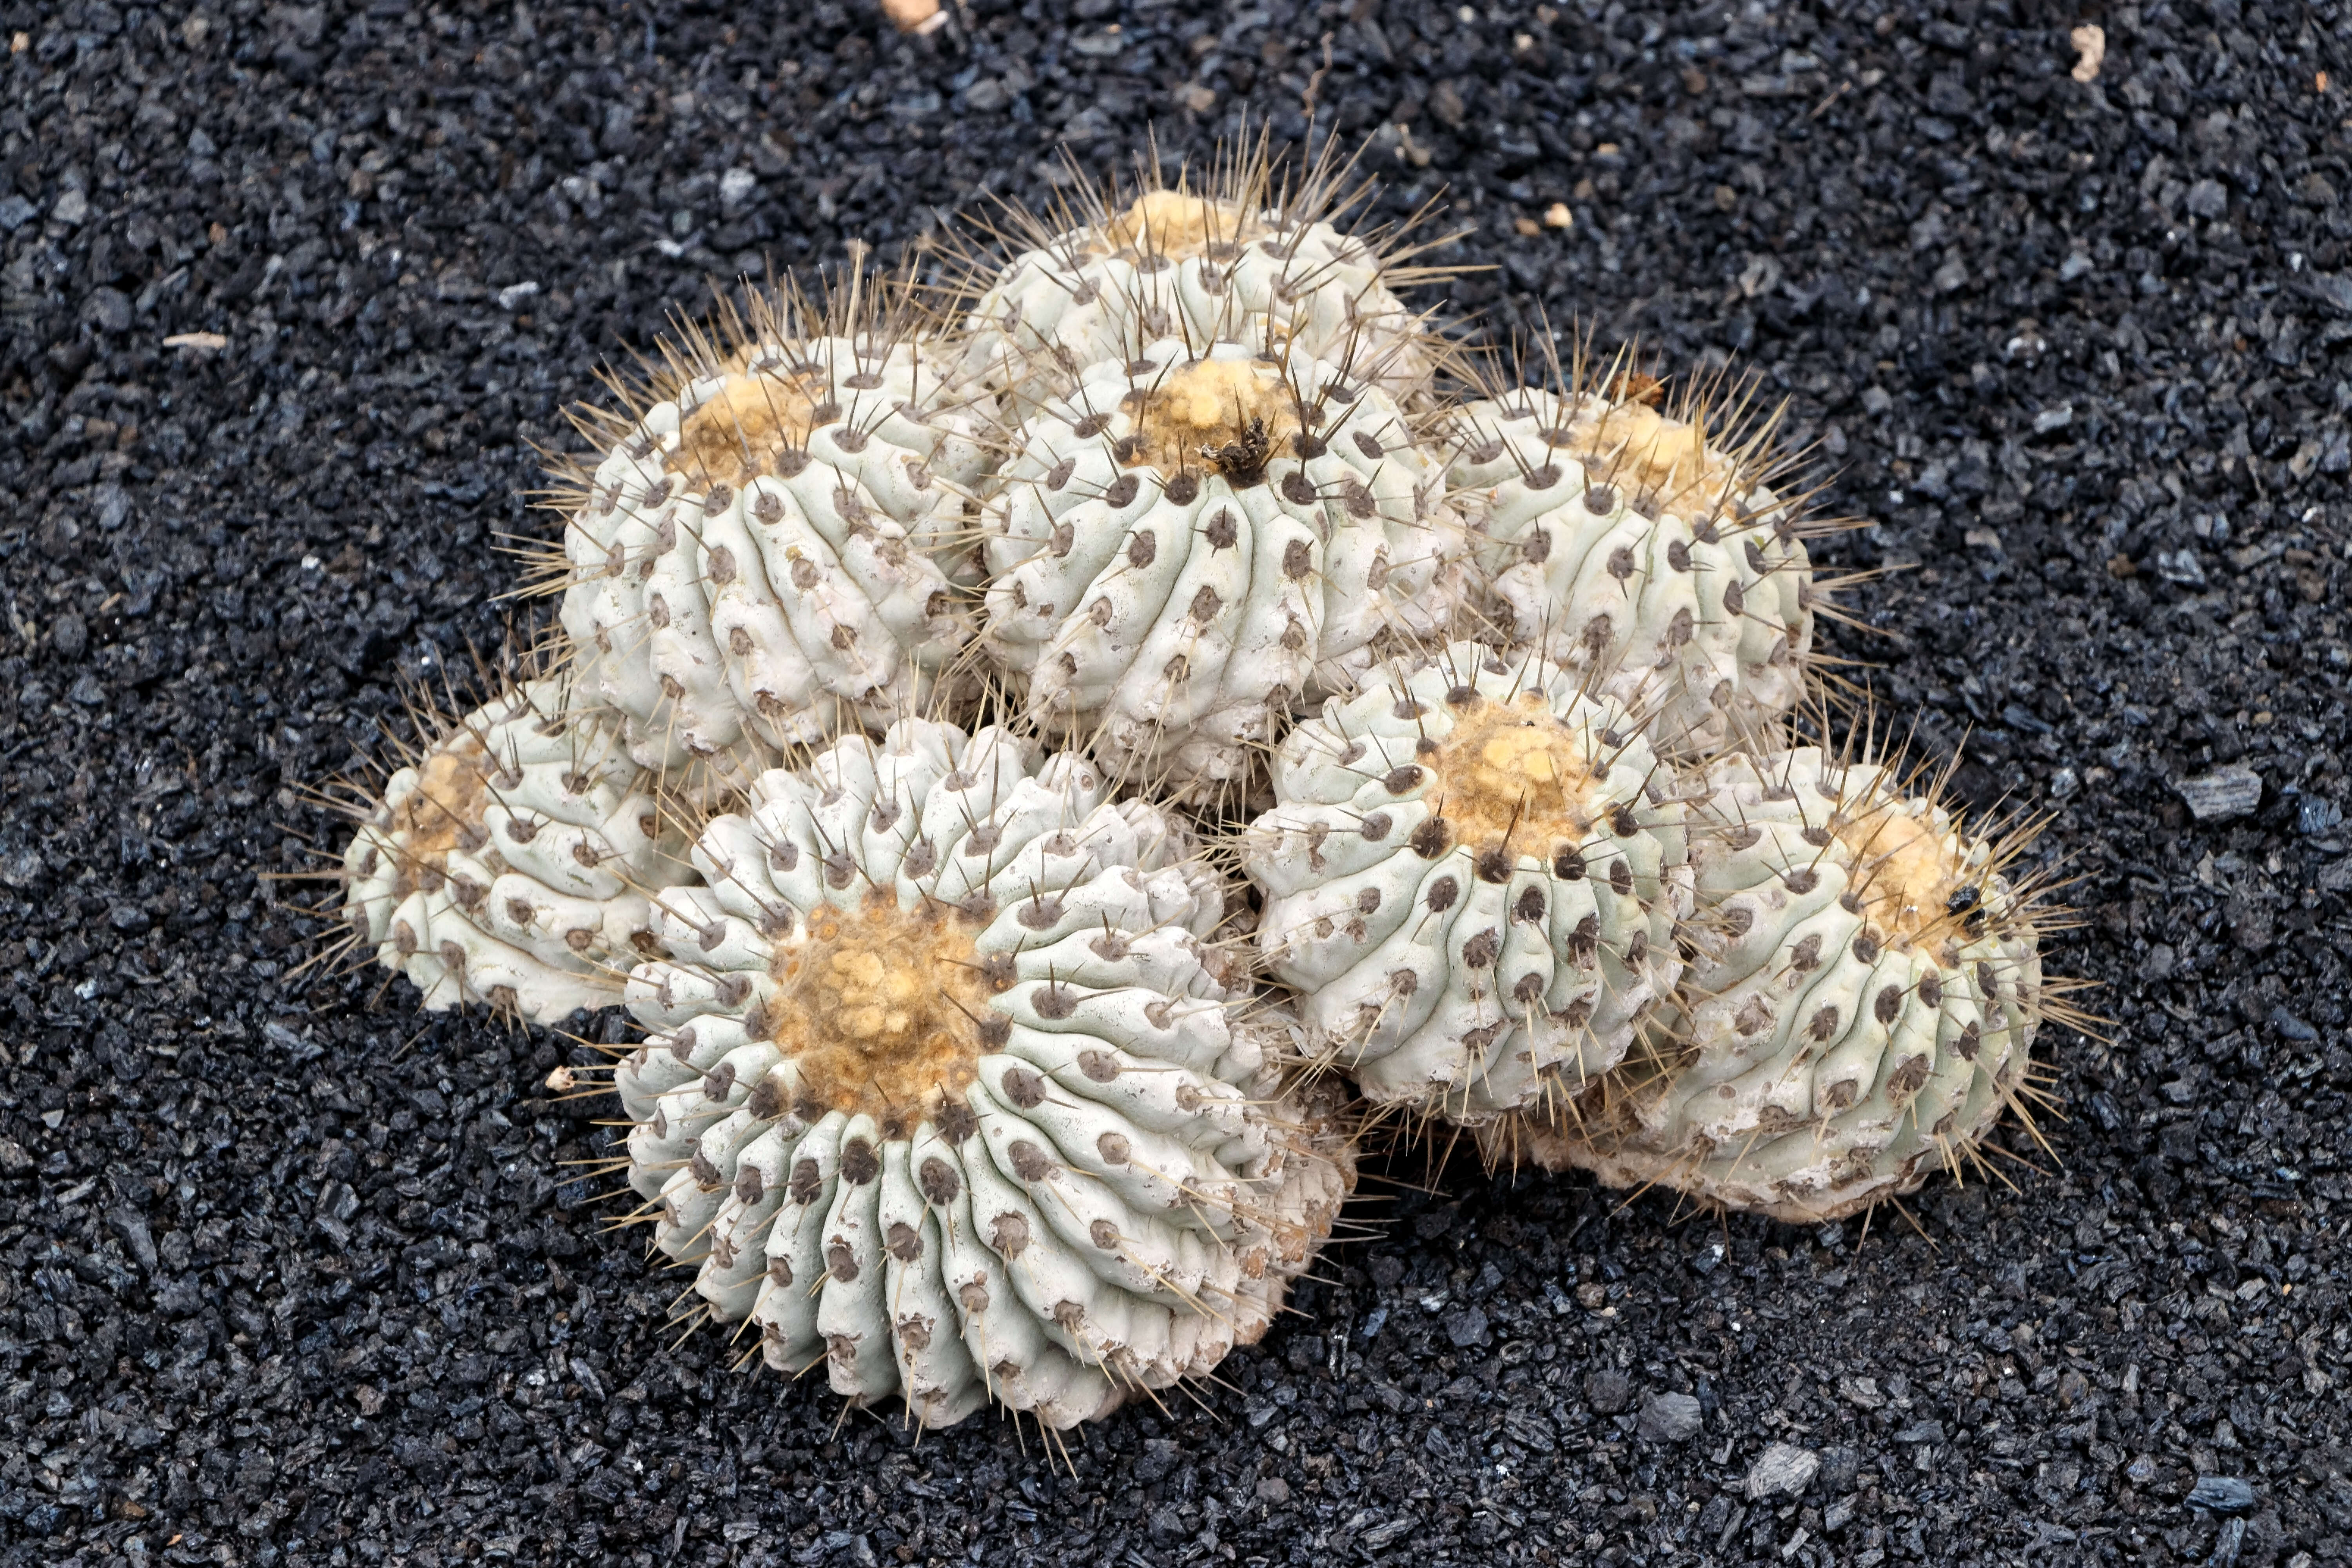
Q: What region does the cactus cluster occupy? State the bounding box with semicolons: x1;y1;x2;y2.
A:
313;135;2066;1434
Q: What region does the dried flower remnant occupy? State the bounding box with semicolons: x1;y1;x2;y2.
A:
2070;25;2105;84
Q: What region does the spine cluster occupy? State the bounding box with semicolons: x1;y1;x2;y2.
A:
314;135;2067;1435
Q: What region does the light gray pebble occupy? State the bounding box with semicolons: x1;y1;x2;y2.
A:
1637;1392;1703;1442
1746;1441;1821;1500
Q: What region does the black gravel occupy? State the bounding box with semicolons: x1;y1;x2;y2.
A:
5;0;2351;1564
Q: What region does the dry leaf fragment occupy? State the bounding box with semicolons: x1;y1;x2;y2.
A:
1607;370;1666;407
2070;24;2105;83
881;0;946;35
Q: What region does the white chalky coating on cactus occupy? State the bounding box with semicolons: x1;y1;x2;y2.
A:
1244;642;1692;1122
1447;387;1813;754
1509;748;2045;1221
962;185;1432;412
559;330;988;772
341;681;693;1021
985;339;1467;797
612;719;1352;1430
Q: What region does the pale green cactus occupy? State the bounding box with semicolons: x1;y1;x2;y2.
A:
956;151;1445;416
983;338;1470;799
1496;747;2053;1221
610;718;1354;1430
1446;381;1816;755
1243;641;1693;1125
340;679;695;1021
555;279;989;777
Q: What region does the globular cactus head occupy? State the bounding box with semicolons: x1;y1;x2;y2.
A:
984;335;1471;802
950;128;1461;416
1492;744;2074;1222
541;266;991;783
1243;640;1693;1126
1446;351;1847;757
601;718;1354;1430
335;675;697;1023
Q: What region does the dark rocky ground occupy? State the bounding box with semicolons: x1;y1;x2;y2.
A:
4;0;2351;1564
